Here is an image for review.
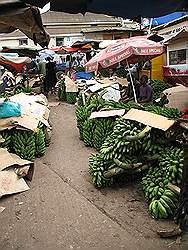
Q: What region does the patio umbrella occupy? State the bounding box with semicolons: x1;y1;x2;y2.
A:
23;0;188;18
85;36;164;73
85;36;164;102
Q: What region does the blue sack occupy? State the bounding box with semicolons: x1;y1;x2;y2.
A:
0;101;22;118
75;72;93;80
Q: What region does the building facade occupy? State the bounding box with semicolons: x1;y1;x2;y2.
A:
0;11;142;49
152;15;188;84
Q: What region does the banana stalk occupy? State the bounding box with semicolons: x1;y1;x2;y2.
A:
125;126;151;142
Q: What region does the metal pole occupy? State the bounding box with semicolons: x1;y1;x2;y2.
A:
148;18;153;35
126;59;138;103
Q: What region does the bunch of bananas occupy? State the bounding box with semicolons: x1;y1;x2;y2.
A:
103;100;141;111
58;80;66;101
144;104;181;119
12;130;36;161
89;153;113;187
149;189;179;219
76;93;84;107
35;127;46;157
93;118;115;150
100;118;142;161
66;92;78;104
141;136;166;155
76;106;91;140
159;147;184;186
82;118;95;147
142;147;183;219
0;130;12;150
150;80;170;100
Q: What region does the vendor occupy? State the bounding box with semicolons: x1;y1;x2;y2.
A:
138;75;153;103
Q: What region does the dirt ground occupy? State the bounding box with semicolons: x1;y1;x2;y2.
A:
0;101;188;249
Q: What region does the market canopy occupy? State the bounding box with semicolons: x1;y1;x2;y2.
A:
23;0;188;18
0;2;49;47
0;55;31;73
85;36;164;72
0;46;40;58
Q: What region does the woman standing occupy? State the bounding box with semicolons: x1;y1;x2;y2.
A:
44;57;57;96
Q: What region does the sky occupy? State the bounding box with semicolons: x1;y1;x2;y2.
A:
39;2;50;14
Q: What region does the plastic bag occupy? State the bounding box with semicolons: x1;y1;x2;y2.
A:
0;101;21;118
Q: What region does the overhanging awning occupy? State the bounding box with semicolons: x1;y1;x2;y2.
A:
0;2;49;47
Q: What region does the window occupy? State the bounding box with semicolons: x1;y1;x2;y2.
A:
169;49;186;65
56;37;64;47
19;38;28;46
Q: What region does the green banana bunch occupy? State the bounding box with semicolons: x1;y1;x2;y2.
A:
82;118;95;147
89;153;113;187
100;118;142;161
150;80;170;100
148;188;179;219
159;147;184;186
12;130;36;161
35;127;46;157
93;118;115;150
66;92;78;104
143;104;181;119
76;106;91;140
0;130;12;150
58;80;66;101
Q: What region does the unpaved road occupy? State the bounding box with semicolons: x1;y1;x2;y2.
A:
0;101;188;249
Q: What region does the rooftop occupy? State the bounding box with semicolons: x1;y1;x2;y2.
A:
152;15;188;31
42;11;120;25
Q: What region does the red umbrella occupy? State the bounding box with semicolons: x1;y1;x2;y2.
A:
85;36;164;72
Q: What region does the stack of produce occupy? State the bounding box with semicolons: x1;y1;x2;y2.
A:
143;104;181;118
66;92;78;104
87;107;184;219
12;130;36;161
150;80;170;100
89;117;148;187
93;118;115;150
35;123;46;157
58;80;66;101
0;130;12;151
142;147;183;219
0;123;48;161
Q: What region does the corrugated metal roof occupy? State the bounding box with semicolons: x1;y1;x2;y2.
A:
152;15;188;31
81;26;141;33
42;11;120;24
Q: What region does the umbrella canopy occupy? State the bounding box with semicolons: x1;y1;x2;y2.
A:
85;36;164;72
23;0;188;18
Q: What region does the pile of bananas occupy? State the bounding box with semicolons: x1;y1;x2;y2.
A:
82;118;95;147
66;92;78;104
149;189;179;219
35;125;46;157
150;80;170;100
142;147;183;219
93;118;115;150
144;104;181;119
76;106;91;140
100;118;142;160
0;130;12;150
12;130;36;161
58;80;66;101
89;153;113;187
159;147;184;186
